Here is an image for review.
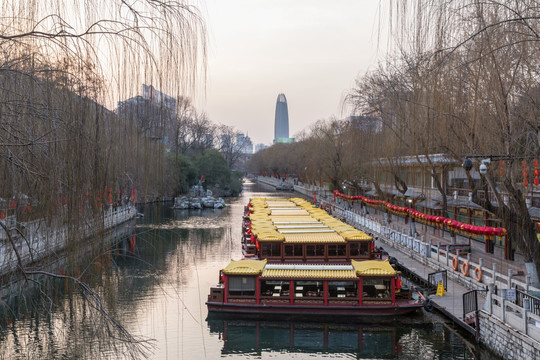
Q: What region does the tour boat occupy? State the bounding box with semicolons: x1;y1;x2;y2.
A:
241;197;382;262
206;259;428;318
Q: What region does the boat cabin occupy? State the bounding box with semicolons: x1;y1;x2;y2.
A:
208;259;419;312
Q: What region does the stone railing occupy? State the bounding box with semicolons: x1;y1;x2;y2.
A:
0;205;136;276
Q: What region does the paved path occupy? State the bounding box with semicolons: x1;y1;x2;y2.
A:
375;236;483;334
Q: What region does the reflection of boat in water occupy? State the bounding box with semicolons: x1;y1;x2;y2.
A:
207;197;429;318
207;319;406;357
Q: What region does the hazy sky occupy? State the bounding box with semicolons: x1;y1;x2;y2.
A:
200;1;389;146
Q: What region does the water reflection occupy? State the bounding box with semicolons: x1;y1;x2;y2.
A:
208;319;405;358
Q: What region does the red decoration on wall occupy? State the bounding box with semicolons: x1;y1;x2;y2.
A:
535;159;539;187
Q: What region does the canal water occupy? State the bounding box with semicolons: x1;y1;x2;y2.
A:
0;180;496;359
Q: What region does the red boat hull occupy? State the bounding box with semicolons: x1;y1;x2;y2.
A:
206;301;424;318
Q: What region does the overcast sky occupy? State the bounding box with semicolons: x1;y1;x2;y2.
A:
199;1;389;146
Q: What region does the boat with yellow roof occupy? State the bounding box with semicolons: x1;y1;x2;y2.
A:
206;258;427;317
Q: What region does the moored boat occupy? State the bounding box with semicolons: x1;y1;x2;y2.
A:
242;197;382;262
206;259;429;318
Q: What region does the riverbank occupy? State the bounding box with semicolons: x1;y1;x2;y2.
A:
0;205;136;278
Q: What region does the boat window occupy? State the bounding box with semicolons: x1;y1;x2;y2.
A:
350;242;370;257
261;242;281;257
362;278;391;299
328;244;346;257
306;244;325;257
260;280;290;297
360;242;369;255
294;281;323;298
228;276;256;296
328;281;357;298
284;244;303;257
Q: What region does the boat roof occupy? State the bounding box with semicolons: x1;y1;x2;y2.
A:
351;259;397;276
222;260;397;278
279;233;346;243
262;263;358;280
222;259;267;275
248;197;372;243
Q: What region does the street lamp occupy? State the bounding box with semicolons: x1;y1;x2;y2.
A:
407;198;416;237
479;159;490;175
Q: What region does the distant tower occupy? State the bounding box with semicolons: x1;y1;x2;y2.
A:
274;93;289;143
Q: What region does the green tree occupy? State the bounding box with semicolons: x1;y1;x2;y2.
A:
195;149;242;196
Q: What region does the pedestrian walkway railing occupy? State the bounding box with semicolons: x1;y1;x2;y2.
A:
487;291;540;339
463;289;486;319
515;290;540;317
428;270;447;294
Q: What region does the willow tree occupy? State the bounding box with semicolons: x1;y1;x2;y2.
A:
0;0;206;357
388;0;540;281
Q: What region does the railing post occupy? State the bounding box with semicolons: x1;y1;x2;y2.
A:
427;239;432;258
445;246;449;267
502;298;506;322
508;269;513;289
488;287;493;314
493;263;498;287
524;308;529;335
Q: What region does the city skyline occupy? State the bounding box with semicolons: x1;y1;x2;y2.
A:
200;1;389;145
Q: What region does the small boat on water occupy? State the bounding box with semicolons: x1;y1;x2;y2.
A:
206;259;428;318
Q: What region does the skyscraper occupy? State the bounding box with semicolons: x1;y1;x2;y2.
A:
274;93;290;143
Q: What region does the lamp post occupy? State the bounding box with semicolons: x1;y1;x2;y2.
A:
407;197;416;237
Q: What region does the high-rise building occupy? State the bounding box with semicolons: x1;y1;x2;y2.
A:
274;93;292;143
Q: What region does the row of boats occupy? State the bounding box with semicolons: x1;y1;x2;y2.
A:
206;197;429;319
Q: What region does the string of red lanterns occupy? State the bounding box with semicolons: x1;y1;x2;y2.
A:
332;190;507;239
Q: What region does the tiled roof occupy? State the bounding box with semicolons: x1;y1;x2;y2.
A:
270;215;316;222
261;264;357;279
222;259;267;275
351;259;396;276
270;209;310;216
340;230;372;240
283;233;346;243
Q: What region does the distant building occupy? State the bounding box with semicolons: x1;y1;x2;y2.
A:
274;93;294;143
235;133;253;154
142;84;176;110
346;114;382;133
204;134;214;148
117;84;177;148
255;143;268;153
